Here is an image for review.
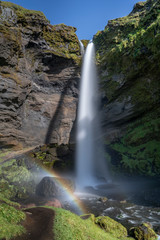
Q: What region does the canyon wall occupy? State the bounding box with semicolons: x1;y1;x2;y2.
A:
0;1;81;147
94;0;160;176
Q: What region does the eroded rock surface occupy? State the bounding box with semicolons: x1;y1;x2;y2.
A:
0;2;81;147
94;0;160;176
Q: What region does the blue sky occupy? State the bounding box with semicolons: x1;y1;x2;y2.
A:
4;0;141;39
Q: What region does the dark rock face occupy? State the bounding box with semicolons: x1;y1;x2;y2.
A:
36;176;75;198
36;177;60;197
94;0;160;176
0;2;81;147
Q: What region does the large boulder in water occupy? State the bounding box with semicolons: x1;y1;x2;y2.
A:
36;176;75;198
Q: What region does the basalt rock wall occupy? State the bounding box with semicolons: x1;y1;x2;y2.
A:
0;1;81;147
94;0;160;176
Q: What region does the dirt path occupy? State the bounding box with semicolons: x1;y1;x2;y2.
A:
12;207;55;240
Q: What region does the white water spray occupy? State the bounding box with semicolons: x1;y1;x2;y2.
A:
76;41;108;189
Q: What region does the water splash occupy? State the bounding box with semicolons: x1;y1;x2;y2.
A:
76;41;108;189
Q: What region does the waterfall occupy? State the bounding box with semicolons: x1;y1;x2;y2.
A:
76;41;108;189
79;40;85;56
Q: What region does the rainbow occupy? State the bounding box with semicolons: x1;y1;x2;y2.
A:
37;166;87;215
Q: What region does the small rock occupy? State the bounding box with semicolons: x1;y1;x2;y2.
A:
120;200;127;204
99;197;108;203
80;214;95;222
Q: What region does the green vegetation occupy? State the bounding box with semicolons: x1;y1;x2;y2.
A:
110;111;160;175
0;158;35;200
95;216;128;238
94;0;160;176
50;207;133;240
0;195;25;240
129;223;157;240
42;24;81;64
94;0;160;103
0;1;47;22
0;2;81;64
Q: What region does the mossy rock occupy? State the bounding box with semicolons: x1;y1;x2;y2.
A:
0;1;47;24
42;23;81;64
129;223;157;240
95;216;128;238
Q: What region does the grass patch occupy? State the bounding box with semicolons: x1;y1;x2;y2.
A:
48;207;132;240
0;203;25;240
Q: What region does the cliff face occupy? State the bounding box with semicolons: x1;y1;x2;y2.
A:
94;0;160;176
0;1;81;147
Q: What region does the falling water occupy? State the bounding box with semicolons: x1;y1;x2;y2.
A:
79;40;85;56
76;41;107;189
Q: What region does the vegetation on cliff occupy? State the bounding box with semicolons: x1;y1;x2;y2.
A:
94;0;160;176
0;1;81;65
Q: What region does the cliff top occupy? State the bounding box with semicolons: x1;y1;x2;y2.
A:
0;1;81;64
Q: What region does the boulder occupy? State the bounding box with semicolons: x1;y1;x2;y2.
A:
95;216;128;238
129;223;157;240
36;176;75;198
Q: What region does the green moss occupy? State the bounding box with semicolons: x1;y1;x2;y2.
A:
0;193;20;207
129;223;157;240
0;158;35;200
109;111;160;175
0;203;25;240
94;0;160;79
94;0;160;176
42;24;81;64
1;1;47;22
95;216;128;238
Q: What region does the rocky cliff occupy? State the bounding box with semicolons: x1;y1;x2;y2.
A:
0;1;81;148
94;0;160;176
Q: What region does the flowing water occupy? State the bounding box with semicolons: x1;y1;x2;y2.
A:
76;41;108;189
79;40;85;56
